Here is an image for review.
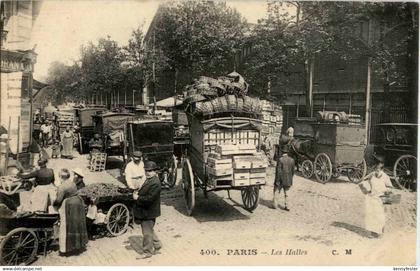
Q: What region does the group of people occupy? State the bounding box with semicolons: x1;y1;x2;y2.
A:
272;126;394;239
18;158;88;255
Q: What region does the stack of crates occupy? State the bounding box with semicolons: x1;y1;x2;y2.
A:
89;153;107;172
206;144;268;187
261;100;283;145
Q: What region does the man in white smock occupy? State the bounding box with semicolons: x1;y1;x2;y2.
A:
125;151;146;190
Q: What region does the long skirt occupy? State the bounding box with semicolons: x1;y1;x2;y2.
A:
364;195;386;234
59;196;88;253
61;137;73;157
29;184;56;213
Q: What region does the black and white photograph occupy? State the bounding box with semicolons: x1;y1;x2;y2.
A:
0;0;418;267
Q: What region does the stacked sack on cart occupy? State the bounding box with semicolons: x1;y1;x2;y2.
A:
183;72;262;116
206;144;268;187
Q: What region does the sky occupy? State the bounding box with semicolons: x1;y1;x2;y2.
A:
30;0;270;81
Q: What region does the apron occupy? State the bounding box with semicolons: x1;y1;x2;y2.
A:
59;196;88;253
364;174;387;234
61;132;73;157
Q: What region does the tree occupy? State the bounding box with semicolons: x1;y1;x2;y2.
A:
242;1;418;119
152;1;249;88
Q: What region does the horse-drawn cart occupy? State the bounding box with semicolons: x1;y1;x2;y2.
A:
289;115;367;184
182;94;268;215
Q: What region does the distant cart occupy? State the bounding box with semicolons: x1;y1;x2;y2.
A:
92;112;135;161
75;107;106;154
289;114;367;183
370;123;417;191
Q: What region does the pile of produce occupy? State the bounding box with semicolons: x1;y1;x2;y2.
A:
77;183;130;199
184;72;262;116
184;72;248;103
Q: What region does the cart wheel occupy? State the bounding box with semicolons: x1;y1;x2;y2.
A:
167;155;177;188
314;153;332;184
393;155;417;191
106;203;130;236
241;186;259;212
182;158;195;216
301;160;314;179
0;228;39;266
347;159;367;184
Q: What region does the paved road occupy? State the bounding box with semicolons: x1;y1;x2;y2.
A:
31;149;416;266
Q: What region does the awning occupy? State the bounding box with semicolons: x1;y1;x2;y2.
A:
155;96;183;108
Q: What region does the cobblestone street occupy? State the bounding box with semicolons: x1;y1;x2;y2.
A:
31;149;417;266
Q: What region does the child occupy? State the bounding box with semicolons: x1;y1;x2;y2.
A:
51;139;60;159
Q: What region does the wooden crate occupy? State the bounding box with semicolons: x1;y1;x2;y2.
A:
249;171;266;179
233;178;250;186
250;178;266;185
89;153;107;172
206;166;233;177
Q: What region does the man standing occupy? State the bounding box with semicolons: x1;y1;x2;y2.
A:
133;161;162;259
40;121;51;147
125;151;145;190
273;144;295;211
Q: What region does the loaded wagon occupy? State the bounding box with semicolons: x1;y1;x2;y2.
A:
289;113;367;183
181;94;268;215
92;112;135;160
126;119;177;188
370;123;417;191
75;107;106;153
77;183;134;236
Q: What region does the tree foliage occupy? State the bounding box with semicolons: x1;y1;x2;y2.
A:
153;1;249;82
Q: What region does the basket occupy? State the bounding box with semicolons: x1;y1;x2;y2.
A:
236;97;244;112
219;96;229;112
201;87;218;98
211;98;224;113
195;102;205;113
251;98;261;113
243;96;253;112
202;101;214;114
226;95;237;111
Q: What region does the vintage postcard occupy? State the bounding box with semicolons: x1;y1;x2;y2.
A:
0;0;417;267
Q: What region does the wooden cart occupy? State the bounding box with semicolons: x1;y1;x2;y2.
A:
370;123;417;191
126;119;177;188
292;118;367;183
0;213;59;266
75;107;106;154
182;111;268;215
78;184;134;237
92;112;135;160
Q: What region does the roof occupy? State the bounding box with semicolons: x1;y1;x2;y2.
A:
155;96;183;108
129;119;173;125
374;123;418;127
95;112;135;118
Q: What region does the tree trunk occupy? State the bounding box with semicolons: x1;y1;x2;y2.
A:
382;72;391;123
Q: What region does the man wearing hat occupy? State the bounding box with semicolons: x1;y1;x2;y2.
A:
273;144;295;211
132;160;162;259
125;151;145;190
73;168;86;190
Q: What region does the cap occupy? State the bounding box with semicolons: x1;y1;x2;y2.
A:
73;168;85;177
132;151;143;158
38;157;48;166
144;161;158;171
373;153;385;164
280;144;290;153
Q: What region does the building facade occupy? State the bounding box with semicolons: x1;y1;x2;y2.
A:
0;0;42;153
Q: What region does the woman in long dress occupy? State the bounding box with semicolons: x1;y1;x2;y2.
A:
362;154;393;238
61;126;74;159
53;169;88;255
